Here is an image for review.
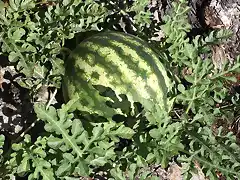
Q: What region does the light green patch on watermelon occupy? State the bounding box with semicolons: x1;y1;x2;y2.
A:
63;31;173;121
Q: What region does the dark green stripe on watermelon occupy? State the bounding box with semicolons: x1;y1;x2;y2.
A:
63;31;172;120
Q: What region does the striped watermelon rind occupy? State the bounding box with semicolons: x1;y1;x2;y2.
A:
63;31;173;120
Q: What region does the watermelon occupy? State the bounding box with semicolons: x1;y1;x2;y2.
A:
63;31;173;121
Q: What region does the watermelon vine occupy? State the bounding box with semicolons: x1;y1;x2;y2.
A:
0;0;240;180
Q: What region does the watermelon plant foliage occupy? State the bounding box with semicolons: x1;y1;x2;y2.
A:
1;0;240;179
0;0;108;94
0;134;4;159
